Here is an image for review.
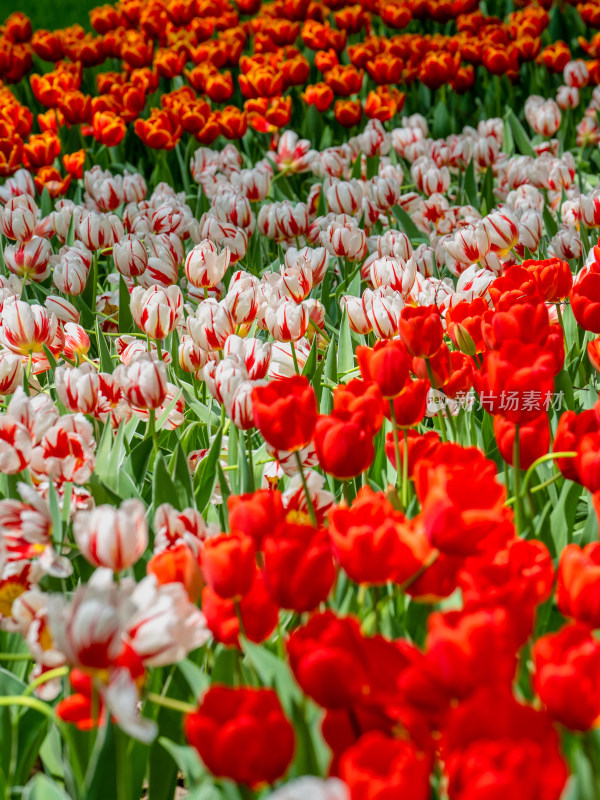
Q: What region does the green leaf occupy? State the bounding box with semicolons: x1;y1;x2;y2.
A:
302;335;319;379
351;155;362;179
0;668;49;787
542;206;558;239
23;773;70;800
241;638;303;715
464;160;478;208
506;108;535;157
159;739;205;788
118;275;134;334
95;319;113;373
337;308;354;378
170;442;195;509
480;166;495;215
178;658;210;698
46;480;62;545
210;646;238;686
194;429;223;513
153;451;179;512
366;155;379;179
40;187;53;220
321;339;337;414
432;99;450;138
391;205;425;243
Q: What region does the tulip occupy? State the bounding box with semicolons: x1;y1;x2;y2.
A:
253;375;317;452
263;520;335;612
73;499;148;572
340;731;430;800
202;571;279;648
114;353;168;410
0;297;54;355
130;284;183;341
0;417;32;474
201;533;256;599
356;340;411;398
113;235;148;278
1;194;37;242
185;240;230;289
185;687;295;788
0;350;22;395
55;365;100;415
533;623;600;730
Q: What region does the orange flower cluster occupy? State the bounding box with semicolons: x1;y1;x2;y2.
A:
0;0;597;178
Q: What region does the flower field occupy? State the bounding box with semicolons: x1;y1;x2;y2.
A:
3;0;600;797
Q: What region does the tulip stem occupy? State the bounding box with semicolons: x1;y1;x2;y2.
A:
0;653;32;662
145;693;196;715
402;429;409;510
148;409;157;450
389;400;402;495
290;339;300;375
246;430;255;492
520;451;577;499
294;451;317;526
555;302;566;341
513;426;525;535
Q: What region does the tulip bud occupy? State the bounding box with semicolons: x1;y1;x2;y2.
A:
185;239;230;289
1;195;37;242
130;284;183;340
189;299;235;351
113;234;148;278
0;350;22;395
5;237;52;282
0;297;54;355
115;353;168;410
55;364;100;414
73;499;148;571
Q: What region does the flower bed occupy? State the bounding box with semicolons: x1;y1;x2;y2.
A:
1;1;600;799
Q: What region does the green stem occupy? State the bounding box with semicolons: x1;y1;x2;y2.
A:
389;399;402;493
0;653;32;662
23;666;68;696
402;429;409;510
294;450;317;526
145;692;196;715
520;451;577;498
290;339;300;375
0;695;57;723
245;430;255;492
513;425;525;535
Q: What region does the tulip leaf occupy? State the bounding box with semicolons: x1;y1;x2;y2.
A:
506;108;535;157
351;154;362;180
542;206;558;239
170;442;196;509
502;116;515;155
337;308;354;379
153;451;180;512
95;319;113;373
241;638;303;715
464;160;478;208
0;669;48;788
302;334;318;379
432;99;450;138
158;740;206;788
194;428;223;513
480;167;495;216
23;773;70;800
321;340;337;414
391;205;425;244
118;275;134;334
366;155;379;179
